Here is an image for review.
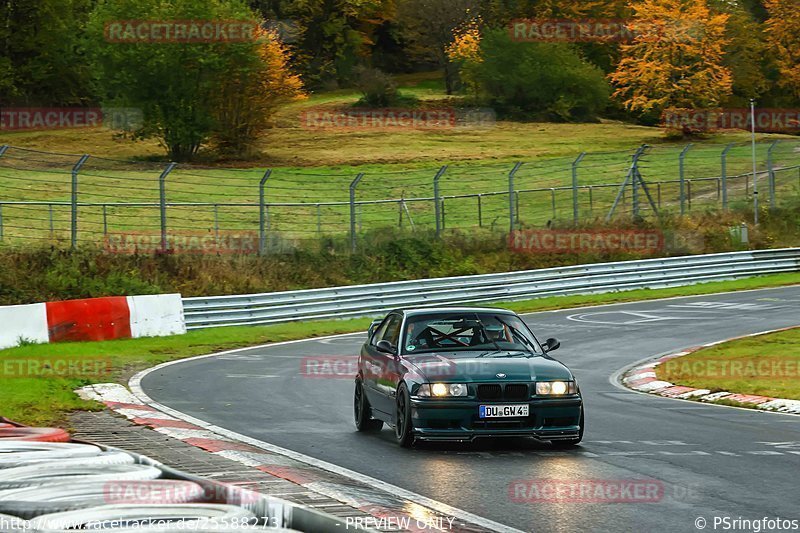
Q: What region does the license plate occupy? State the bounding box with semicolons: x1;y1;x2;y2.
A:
479;404;529;418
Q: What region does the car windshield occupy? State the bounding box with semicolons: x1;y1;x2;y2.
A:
401;312;543;356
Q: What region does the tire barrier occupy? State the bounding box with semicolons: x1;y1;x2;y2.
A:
0;428;70;443
0;480;206;520
0;438;367;532
0;442;102;468
0;463;162;490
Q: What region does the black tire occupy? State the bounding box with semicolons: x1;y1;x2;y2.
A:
394;384;415;448
354;380;383;432
550;406;584;448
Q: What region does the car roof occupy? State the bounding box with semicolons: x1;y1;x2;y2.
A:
391;307;518;317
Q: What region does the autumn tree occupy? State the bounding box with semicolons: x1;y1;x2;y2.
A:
396;0;479;94
717;0;771;106
764;0;800;100
282;0;393;88
211;28;305;157
609;0;733;114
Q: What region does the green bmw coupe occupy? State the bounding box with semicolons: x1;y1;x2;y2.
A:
354;307;584;448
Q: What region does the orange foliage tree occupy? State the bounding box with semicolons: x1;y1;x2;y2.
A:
212;27;305;157
764;0;800;100
609;0;732;114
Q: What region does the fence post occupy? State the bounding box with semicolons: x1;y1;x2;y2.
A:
350;173;365;252
49;205;54;239
679;144;692;216
720;143;734;210
0;147;6;242
508;162;523;232
477;194;483;227
258;169;272;256
102;205;108;236
433;166;447;237
767;140;778;209
214;204;219;245
71;154;90;249
572;152;586;224
158;162;177;253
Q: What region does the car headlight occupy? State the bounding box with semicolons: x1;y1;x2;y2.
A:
536;381;576;395
417;383;469;397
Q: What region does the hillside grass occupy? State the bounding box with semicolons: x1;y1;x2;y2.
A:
1;73;799;247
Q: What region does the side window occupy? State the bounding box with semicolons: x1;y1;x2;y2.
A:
377;315;401;347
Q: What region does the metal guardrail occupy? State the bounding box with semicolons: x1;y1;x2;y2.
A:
182;248;800;329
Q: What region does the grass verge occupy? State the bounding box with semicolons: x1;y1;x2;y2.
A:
656;326;800;401
1;272;798;427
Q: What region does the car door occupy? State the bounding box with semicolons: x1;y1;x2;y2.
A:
363;313;402;415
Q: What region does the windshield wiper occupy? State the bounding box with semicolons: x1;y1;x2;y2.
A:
478;350;529;358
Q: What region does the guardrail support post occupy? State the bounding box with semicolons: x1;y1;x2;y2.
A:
258;169;272;256
767;140;778;210
71;154;90;249
158;162;177;253
720;143;734;210
572;152;586;224
679;144;692;216
508;162;523;232
350;173;365;251
433;166;447;237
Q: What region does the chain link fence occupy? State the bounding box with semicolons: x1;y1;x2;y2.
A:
0;140;798;253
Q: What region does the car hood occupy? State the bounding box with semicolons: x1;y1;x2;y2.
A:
404;352;573;382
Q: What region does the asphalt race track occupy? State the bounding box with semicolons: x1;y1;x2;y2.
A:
142;286;800;533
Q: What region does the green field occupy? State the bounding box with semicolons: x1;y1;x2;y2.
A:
657;326;800;401
1;272;798;427
1;74;799;247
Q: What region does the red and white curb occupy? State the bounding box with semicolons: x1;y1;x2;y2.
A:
77;382;516;533
621;326;800;415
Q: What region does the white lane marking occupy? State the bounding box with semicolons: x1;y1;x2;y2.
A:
225;374;280;378
130;360;523;533
668;302;779;310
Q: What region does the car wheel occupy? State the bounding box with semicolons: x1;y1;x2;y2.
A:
550;406;584;448
354;380;383;432
394;384;415;448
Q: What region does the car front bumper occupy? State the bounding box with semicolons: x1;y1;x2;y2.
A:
410;396;582;442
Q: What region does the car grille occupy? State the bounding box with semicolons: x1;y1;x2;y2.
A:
476;383;529;401
476;384;502;400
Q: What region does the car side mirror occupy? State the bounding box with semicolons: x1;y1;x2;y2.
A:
543;337;560;353
376;340;397;355
368;319;382;339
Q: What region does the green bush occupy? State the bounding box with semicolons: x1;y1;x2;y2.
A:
464;28;610;121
